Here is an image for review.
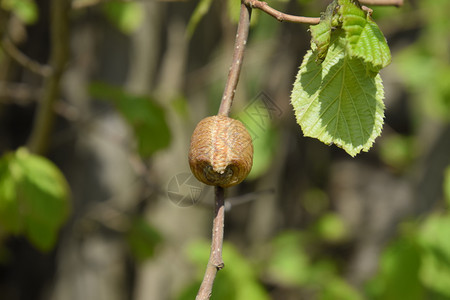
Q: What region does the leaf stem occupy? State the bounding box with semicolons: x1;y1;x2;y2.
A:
27;0;70;155
196;186;225;300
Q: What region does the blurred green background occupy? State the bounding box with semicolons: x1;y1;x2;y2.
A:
0;0;449;299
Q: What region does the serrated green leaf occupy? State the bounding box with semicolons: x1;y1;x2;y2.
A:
89;82;171;157
339;0;391;72
0;148;70;251
291;30;385;156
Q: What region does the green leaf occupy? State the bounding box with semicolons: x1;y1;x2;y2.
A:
0;148;70;251
291;29;385;156
339;0;391;72
186;0;213;38
102;1;143;34
126;217;162;262
1;0;38;24
89;82;171;157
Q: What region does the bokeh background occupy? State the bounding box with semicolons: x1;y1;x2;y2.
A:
1;0;450;299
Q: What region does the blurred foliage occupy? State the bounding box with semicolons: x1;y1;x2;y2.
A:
235;98;279;180
1;0;38;24
89;82;171;157
367;209;450;300
186;0;214;38
178;240;270;300
102;0;144;34
125;217;162;262
179;228;362;300
0;148;70;251
313;212;348;243
396;0;450;122
378;134;415;172
445;167;450;207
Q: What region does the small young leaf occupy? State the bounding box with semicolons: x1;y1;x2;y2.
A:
339;0;391;72
0;148;70;251
310;0;339;62
291;30;385;156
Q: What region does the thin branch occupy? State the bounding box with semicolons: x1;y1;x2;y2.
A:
0;38;53;77
244;0;320;24
27;0;70;155
359;0;403;7
196;187;226;300
243;0;403;26
217;2;252;117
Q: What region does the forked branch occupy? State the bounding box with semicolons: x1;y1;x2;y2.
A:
196;0;403;298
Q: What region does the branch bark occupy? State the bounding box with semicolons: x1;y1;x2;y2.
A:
197;4;252;296
243;0;403;26
217;3;252;117
244;0;320;24
27;0;70;155
196;187;225;300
